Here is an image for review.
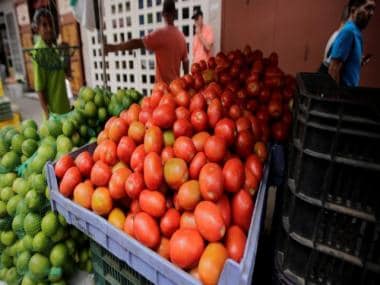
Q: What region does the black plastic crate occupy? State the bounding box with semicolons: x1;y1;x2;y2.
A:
287;142;380;222
282;190;380;272
274;224;380;285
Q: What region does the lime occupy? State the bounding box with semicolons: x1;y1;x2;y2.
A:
41;212;58;237
56;135;73;153
62;120;74;137
87;118;97;127
84;101;97;118
115;89;127;103
11;133;25;154
0;268;6;279
12;214;24;234
22;139;38;157
51;227;65;243
0;172;17;187
79;125;88;137
41;136;56;146
0;139;9;156
25;190;45;212
85;259;93;272
16;199;28;216
30;174;46;194
21;274;36;285
38;121;50;138
5;129;18;145
1;251;13;268
45;186;51;200
71;132;81;146
0;216;12;231
22;235;33;251
37;144;56;161
29;155;46;174
80;87;94;102
1;230;16;246
65;239;76;256
47;120;62;138
32;232;51;253
5;267;19;284
58;214;67;227
1;151;20;170
79;248;89;263
23;127;39;140
97;107;107;122
13;177;29;196
1;186;14;202
0;201;7;218
29;253;51;280
50;243;68;267
94;92;104;107
21;119;38;131
122;96;132;109
6;194;22;216
16;251;31;274
24;213;42;236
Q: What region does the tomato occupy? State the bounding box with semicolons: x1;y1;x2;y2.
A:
141;97;152;110
246;80;260;97
232;190;254;232
183;74;194;88
92;187;113;216
189;93;207;113
246;99;259;112
204;136;227;163
164;158;189;189
214;118;236;147
59;166;82;197
217;195;231;227
203;88;217;103
170;78;186;95
192;132;210;152
152;104;176;129
225;225;246;262
250;116;262;140
123;213;135;237
190;267;200;280
180;212;197;229
159;93;177;109
271;121;288;142
144;152;163;190
259;88;270;103
105;116;117;131
220;90;233;109
124;172;144;199
73;181;94;209
198;243;228;285
55;154;75;178
173;136;196;162
223;158;245;193
229;104;242;120
150;90;163;108
189;152;207;179
245;154;263;181
207;98;223;128
244;168;259;196
170;228;205;269
175;106;191;121
173;119;193;138
130;145;146;172
157;237;170;260
154;81;169;93
128;121;145;144
134;212;160;249
254;142;268;162
235;130;254;158
256;108;269;124
109;167;131;199
236;117;251;133
191;110;208;132
175;90;190;107
139;109;152;124
139;189;166;217
109;118;128;143
117;136;136;165
268;100;283;118
99;139;118;166
97;130;109;144
161;146;175;164
261;124;270;143
130;199;141;214
160;208;181;238
144;126;163;154
90;161;112;187
177;180;201;211
194;201;225;242
124;104;141;125
199;163;224;202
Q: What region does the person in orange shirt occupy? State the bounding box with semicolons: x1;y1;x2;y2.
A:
104;0;188;84
192;7;214;64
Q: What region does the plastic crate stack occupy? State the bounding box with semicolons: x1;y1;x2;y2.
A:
274;73;380;285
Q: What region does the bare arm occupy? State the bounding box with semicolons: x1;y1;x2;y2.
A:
182;58;189;75
198;34;213;52
105;39;145;53
328;59;343;85
37;91;49;117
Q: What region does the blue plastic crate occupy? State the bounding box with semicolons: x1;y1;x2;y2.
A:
46;142;272;285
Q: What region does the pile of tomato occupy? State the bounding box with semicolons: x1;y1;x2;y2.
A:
54;46;295;285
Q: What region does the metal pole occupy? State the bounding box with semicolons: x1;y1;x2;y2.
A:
98;0;108;88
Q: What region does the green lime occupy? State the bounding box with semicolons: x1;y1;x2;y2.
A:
4;129;18;145
47;120;62;138
16;251;31;274
58;214;67;227
25;190;45;212
84;101;97;118
56;135;73;153
1;186;14;202
41;212;58;237
22;235;33;251
29;156;46;174
38;121;50;138
21;274;37;285
1;250;13;268
48;266;62;282
79;125;88;137
31;174;46;194
49;243;68;267
50;227;65;243
65;239;76;256
37;144;56;161
13;177;29;196
115;89;126;103
122;96;132;109
0;172;17;187
62;120;74;137
22;139;38;157
97;107;107;122
0;200;7;217
24;213;42;236
5;267;19;284
21;119;38;132
94;92;104;107
12;214;24;234
1;151;20;170
16;199;28;216
28;253;51;280
41;136;56;146
79;87;94;102
71;132;81;146
23;127;39;140
32;232;51;253
0;216;12;231
6;194;22;216
0;139;9;156
85;259;93;272
87;118;97;128
11;133;25;154
1;230;16;246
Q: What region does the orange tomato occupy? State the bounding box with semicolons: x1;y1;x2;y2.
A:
109;167;131;199
192;132;210;152
157;237;170;260
144;126;163;154
163;158;189;190
91;187;113;216
180;212;197;230
108;208;126;230
73;181;94;209
189;152;207;180
177;180;201;211
198;243;228;285
108;117;128;143
128;121;145;144
194;201;226;242
99;139;118;166
123;213;135;237
130;145;146;172
97;130;109;144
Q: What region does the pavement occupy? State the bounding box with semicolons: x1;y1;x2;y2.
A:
9;92;44;126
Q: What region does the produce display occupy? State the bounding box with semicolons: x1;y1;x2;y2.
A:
54;47;295;284
0;86;141;284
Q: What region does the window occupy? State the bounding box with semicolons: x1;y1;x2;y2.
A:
182;25;189;36
111;5;116;14
130;74;135;83
156;0;162;5
98;49;102;56
100;61;103;68
119;18;124;28
149;59;155;70
94;62;97;68
113;33;117;42
150;75;155;84
139;15;144;25
126;2;130;11
127;32;132;39
123;74;127;82
143;89;147;95
92;36;95;44
156;12;161;23
142;74;147;83
120;33;125;42
129;61;134;69
147;13;153;24
112;19;117;28
126;17;131;27
92;49;96;56
141;49;146;55
118;3;123;12
117;74;120;82
106;61;109;69
95;73;99;80
139;0;144;9
140;30;145;37
107;74;110;81
141;60;146;70
147;0;152;7
182;7;189;19
122;61;127;69
116;61;120;69
101;74;104;80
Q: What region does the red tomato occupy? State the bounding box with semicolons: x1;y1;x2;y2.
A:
161;146;175;164
55;155;74;178
150;90;163;108
250;116;262;140
144;126;163;154
157;237;170;260
226;225;247;262
244;168;259;196
259;88;271;103
189;152;207;179
175;90;190;107
160;208;181;238
189;93;207;113
108;118;128;143
130;199;141;213
139;190;166;217
192;132;210;152
175;106;191;121
90;161;112;187
144;152;163;190
134;212;160;249
180;212;197;229
164;158;189;190
221;89;233;109
223;158;245;193
154;81;169;93
191;110;208;132
183;74;194;88
117;136;136;165
173;119;193;138
256;108;269;124
271;121;288;142
245;154;263;181
123;213;135;237
229;104;242;120
130;145;146;172
199;163;224;202
207;98;223;128
194;201;226;242
109;167;131;199
59;166;82;197
177;180;201;211
217;195;231;227
152;104;176;129
73;181;94;209
204;135;227;163
232;190;254;232
128;121;145;144
123;104;141;125
159;93;177;109
170;78;186;95
236;117;251;133
268;100;283;118
125;172;145;199
173;136;196;162
235;130;255;158
214;118;236;147
191;62;201;74
170;229;205;269
141;97;152;110
254;142;268;162
139;109;152;124
99;140;118;166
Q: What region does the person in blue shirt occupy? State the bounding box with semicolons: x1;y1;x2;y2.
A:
328;0;376;87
